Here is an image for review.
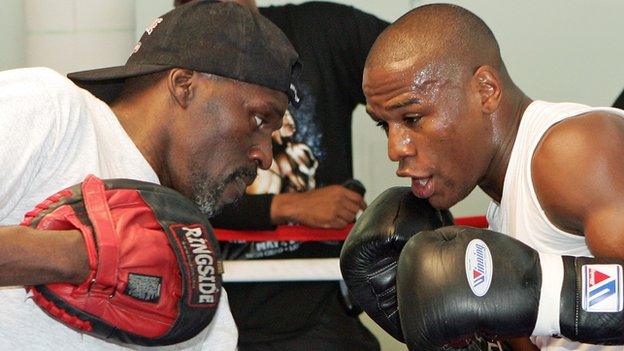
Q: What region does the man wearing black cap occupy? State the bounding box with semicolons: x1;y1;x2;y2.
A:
0;1;299;349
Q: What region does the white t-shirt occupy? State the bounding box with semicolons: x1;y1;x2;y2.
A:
0;67;238;350
487;100;624;351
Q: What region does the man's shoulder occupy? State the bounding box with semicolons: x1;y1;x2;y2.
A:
0;67;83;103
1;67;71;88
530;107;624;234
0;67;91;125
533;109;624;178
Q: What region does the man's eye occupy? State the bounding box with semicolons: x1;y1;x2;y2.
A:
254;115;265;128
404;115;421;126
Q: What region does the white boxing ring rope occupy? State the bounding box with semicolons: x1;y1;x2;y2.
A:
223;258;342;282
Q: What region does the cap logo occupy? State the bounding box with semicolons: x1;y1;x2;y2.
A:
145;17;163;35
465;239;493;297
132;42;142;54
290;83;300;104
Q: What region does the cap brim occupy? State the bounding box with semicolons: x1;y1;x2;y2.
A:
67;64;172;102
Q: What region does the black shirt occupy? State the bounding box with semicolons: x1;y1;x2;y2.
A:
211;1;388;344
613;88;624;109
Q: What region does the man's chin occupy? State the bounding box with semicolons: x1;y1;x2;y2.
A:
426;194;453;211
202;197;230;218
217;183;246;207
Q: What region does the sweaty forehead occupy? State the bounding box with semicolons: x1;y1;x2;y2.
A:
363;58;451;98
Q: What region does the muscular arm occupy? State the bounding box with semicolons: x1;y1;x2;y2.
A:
0;226;88;286
512;112;624;350
532;111;624;258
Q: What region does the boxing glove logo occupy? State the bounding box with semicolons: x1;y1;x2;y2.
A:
465;239;493;297
582;264;623;313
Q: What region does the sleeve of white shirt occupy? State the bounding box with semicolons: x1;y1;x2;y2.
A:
0;67;78;221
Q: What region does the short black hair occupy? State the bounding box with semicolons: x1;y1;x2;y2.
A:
114;70;170;103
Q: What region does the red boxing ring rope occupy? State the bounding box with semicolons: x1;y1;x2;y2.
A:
214;215;488;242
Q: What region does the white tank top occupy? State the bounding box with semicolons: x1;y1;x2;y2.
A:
486;100;624;350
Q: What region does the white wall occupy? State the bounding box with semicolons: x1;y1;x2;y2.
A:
135;0;173;40
23;0;135;74
0;0;25;71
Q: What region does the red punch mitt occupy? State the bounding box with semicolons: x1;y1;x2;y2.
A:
20;175;223;346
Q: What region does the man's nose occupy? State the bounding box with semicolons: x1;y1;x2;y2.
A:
249;137;273;170
387;124;415;162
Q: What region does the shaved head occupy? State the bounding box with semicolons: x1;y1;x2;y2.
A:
362;4;531;210
366;4;503;76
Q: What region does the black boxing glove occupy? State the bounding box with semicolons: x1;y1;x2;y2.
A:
340;187;453;341
338;179;367;317
397;226;624;350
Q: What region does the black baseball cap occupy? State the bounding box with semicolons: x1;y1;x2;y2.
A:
67;1;301;104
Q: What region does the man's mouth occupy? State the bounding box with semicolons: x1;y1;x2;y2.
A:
242;170;257;187
412;176;434;199
229;167;257;188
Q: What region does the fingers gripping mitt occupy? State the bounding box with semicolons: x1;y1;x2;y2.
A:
20;175;223;346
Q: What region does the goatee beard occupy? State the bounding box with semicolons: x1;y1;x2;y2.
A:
192;166;257;217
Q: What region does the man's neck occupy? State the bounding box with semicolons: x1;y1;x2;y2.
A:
110;98;169;186
479;91;532;203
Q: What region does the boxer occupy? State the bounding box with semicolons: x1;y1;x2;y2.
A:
350;3;624;350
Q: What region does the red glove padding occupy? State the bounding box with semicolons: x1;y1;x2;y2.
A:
21;175;222;346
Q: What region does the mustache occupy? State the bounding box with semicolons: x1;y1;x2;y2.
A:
190;166;257;217
224;166;257;185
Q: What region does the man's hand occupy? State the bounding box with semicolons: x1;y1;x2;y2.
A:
0;227;89;286
271;185;367;229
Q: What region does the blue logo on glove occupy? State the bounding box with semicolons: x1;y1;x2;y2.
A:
582;264;623;312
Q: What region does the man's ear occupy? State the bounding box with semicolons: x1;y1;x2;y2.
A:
473;66;502;114
167;68;195;108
